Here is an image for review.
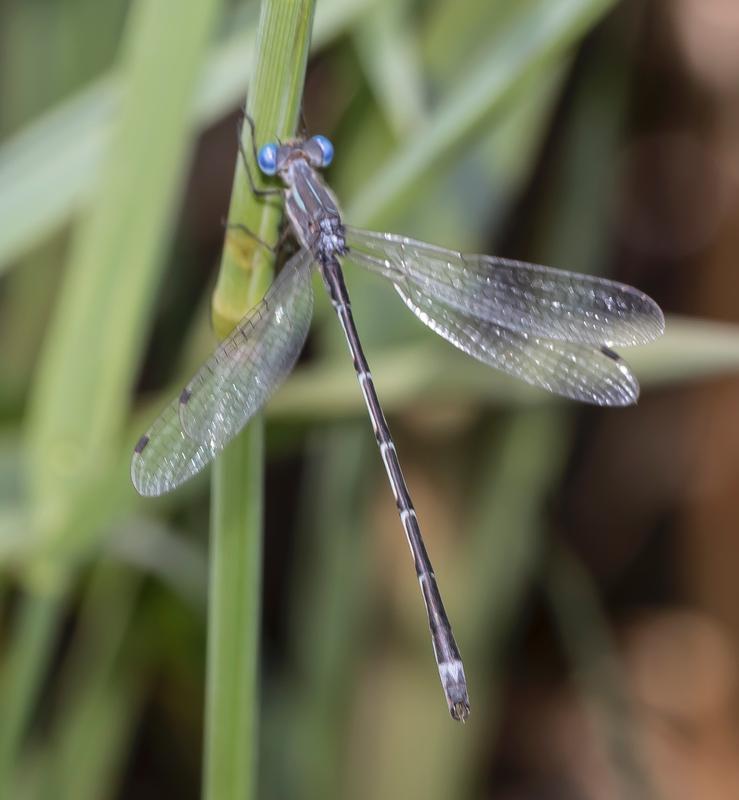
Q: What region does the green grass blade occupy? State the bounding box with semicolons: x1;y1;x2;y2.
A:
264;316;739;420
0;0;223;793
0;0;374;275
353;0;426;137
348;0;618;227
202;3;315;799
26;0;223;533
205;429;265;800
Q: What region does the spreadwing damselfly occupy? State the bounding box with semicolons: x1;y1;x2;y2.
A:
131;126;664;722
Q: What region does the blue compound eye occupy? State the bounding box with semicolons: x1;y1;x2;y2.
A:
311;135;334;167
257;143;278;175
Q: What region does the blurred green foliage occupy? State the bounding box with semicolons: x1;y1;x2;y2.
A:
0;0;737;798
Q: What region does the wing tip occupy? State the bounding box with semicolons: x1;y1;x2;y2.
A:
652;302;666;338
130;454;147;497
632;296;666;345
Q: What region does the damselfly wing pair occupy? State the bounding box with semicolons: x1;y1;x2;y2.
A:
131;129;664;722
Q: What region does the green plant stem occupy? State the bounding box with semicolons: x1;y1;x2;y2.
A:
205;427;264;800
0;593;60;792
202;3;315;800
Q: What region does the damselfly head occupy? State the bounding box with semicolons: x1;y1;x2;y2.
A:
257;136;334;178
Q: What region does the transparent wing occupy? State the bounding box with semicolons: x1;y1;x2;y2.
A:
393;276;640;406
131;248;315;497
178;248;314;447
346;227;664;347
131;396;219;497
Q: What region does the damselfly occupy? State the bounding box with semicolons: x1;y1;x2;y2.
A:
131;124;664;722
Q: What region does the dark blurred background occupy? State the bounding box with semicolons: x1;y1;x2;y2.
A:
2;0;739;798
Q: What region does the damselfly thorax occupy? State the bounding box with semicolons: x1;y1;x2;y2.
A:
259;136;347;265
